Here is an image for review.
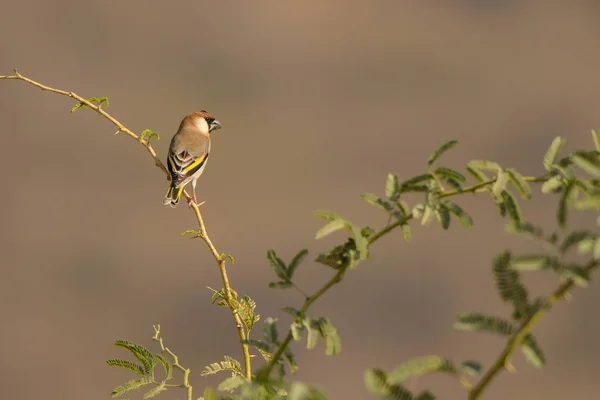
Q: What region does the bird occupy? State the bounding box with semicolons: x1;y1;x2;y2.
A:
162;110;222;208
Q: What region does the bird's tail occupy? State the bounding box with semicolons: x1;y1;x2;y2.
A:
162;183;184;208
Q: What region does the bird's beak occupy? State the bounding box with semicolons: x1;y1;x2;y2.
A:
210;120;222;132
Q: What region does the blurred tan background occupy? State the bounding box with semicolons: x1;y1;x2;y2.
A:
1;1;600;399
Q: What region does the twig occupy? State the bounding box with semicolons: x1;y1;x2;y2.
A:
0;70;252;379
468;259;600;400
152;325;192;400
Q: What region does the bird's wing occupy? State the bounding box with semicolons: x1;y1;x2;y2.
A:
167;134;210;186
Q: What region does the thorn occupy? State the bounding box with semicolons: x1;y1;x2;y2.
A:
504;361;517;373
564;292;572;302
114;129;121;135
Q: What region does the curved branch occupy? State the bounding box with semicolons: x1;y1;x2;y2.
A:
0;70;252;380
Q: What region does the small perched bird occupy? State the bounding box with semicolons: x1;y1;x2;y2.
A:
162;110;222;208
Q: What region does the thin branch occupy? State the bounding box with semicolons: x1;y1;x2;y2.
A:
1;71;252;379
468;259;600;400
262;267;348;377
152;325;192;400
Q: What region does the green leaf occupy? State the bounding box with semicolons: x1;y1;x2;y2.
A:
454;313;515;336
506;168;532;199
460;361;482;376
561;266;590;287
71;96;110;113
239;295;260;333
574;194;600;210
501;191;522;224
283;347;299;374
313;210;342;221
541;176;564;194
143;382;167;399
245;340;273;362
434;166;466;182
420;205;435;226
314;318;341;355
264;317;279;343
428;140;459;166
113;340;156;374
267;250;289;281
522;335;546;368
510;255;552;270
561;231;595;253
592;129;600;151
401;174;435;187
364;368;389;395
288;382;328;400
412;203;425;219
468;160;502;172
154;354;172;380
269;281;293;289
435;206;451;230
218;376;246;393
291;322;304;341
314;219;347;240
288;249;309;278
571;151;600;178
388;356;450;383
111;377;152;398
304;320;319;350
492;252;529;319
492;170;509;198
401;224;412;242
361;193;397;215
387;384;415;400
140;128;160;143
106;359;146;375
386;173;401;201
201;356;242;377
558;181;575;228
543;137;565;171
466;165;490;183
444;201;473;228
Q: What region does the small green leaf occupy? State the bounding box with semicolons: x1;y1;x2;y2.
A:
111;377;152;398
454;313;515;336
444;201;473;228
113;340;156;374
434;166;466;182
314;219;347;240
315;318;341;355
506;168;532;199
288;249;309;278
435;206;451;230
574;194;600;210
283;347;299;374
313;210;342;221
282;307;301;318
466;165;490;183
468;160;502;172
571;151;600;178
421;205;434;226
386;173;401;201
264;317;279;343
522;335;546;368
106;359;146;375
558;181;575;228
140;128;160;143
501;191;522;224
460;361;482;376
401;224;412;242
143;382;167;399
154;354;172;380
269;281;293;289
220;253;235;264
388;355;448;383
510;255;552;270
267;250;289;281
561;266;590;287
364;368;389;395
361;193;396;214
401;174;435;187
291;322;304;341
412;203;425;219
543;137;565;171
541;176;564;194
428;140;459;166
304;320;319;350
561;231;595;253
492;170;509;198
592;129;600;152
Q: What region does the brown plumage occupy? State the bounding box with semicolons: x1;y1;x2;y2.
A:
163;110;222;208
